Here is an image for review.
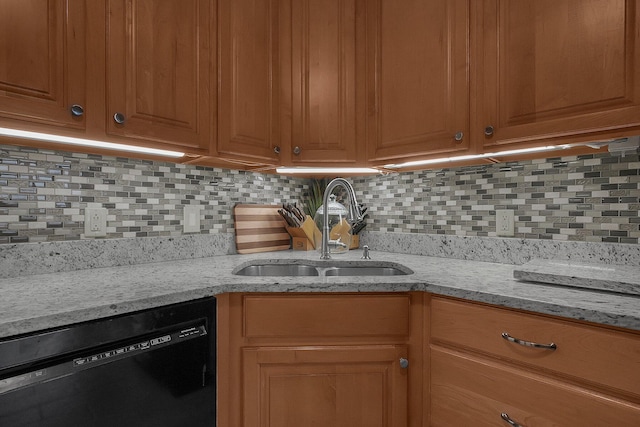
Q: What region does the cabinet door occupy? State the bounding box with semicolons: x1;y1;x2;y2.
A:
0;0;86;132
216;0;281;164
365;0;471;163
243;345;408;427
282;0;363;165
106;0;213;154
477;0;640;150
431;346;640;427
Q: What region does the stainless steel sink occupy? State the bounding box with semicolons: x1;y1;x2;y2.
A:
233;260;413;277
234;264;319;276
323;266;407;276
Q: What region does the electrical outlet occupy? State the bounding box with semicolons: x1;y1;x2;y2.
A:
85;208;107;237
496;209;515;237
183;205;201;233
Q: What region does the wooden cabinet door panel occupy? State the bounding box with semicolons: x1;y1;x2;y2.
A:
243;293;411;340
286;0;361;164
243;345;408;427
0;0;85;131
107;0;213;153
431;346;640;427
431;297;640;397
478;0;640;149
366;0;470;162
217;0;280;163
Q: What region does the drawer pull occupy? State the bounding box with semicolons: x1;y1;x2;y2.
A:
501;332;557;350
501;412;524;426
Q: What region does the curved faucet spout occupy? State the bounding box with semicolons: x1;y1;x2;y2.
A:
320;178;362;259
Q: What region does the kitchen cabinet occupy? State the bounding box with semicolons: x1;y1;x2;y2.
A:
0;0;215;158
475;0;640;152
365;0;472;164
0;0;87;134
216;0;281;164
429;296;640;426
281;0;365;166
106;0;214;155
3;0;640;168
216;0;364;166
217;292;425;427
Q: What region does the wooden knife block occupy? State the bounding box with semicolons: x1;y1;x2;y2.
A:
286;216;322;251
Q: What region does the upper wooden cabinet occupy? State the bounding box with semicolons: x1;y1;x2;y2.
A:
365;0;472;164
476;0;640;151
0;0;86;133
281;0;364;165
216;0;364;166
106;0;214;155
216;0;281;164
3;0;640;167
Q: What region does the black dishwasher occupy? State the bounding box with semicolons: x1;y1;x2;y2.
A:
0;297;216;427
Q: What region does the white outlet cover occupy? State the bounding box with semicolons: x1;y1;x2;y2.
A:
496;209;515;237
183;205;201;233
84;208;107;237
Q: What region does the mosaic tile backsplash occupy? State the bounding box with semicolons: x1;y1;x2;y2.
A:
0;145;306;245
353;152;640;244
1;144;639;246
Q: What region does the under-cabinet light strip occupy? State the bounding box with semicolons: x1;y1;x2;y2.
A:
383;145;572;169
0;127;185;158
275;166;380;174
276;145;576;174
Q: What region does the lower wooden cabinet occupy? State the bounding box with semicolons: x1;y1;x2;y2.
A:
430;346;640;427
218;292;640;426
217;292;424;427
429;296;640;426
242;345;407;427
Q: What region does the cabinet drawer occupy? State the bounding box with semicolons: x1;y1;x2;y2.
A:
431;297;640;396
431;347;640;427
243;294;410;339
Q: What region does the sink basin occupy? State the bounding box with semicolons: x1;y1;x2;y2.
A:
323;266;407;276
233;260;413;277
234;264;319;276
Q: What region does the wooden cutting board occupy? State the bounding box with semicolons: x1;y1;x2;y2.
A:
233;204;291;254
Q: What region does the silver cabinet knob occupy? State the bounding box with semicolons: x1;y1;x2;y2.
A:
273;146;281;154
454;131;464;142
484;125;494;136
293;146;301;155
113;112;126;124
399;358;409;369
70;104;84;117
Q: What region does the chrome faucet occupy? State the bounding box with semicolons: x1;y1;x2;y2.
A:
320;178;363;259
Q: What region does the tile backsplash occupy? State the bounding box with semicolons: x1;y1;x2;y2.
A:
354;152;640;244
0;145;306;245
1;144;639;246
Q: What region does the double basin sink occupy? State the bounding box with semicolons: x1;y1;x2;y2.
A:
233;259;413;277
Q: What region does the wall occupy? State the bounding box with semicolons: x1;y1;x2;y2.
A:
353;152;640;244
1;145;639;249
0;144;306;245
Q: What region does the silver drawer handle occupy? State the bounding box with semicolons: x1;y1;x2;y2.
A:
501;412;524;427
501;332;557;350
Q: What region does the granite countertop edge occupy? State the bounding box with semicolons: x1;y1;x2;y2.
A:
1;250;639;338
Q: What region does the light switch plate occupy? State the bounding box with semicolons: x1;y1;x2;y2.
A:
183;205;201;233
84;208;107;237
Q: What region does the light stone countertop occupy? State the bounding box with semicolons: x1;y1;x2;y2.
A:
1;250;639;339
